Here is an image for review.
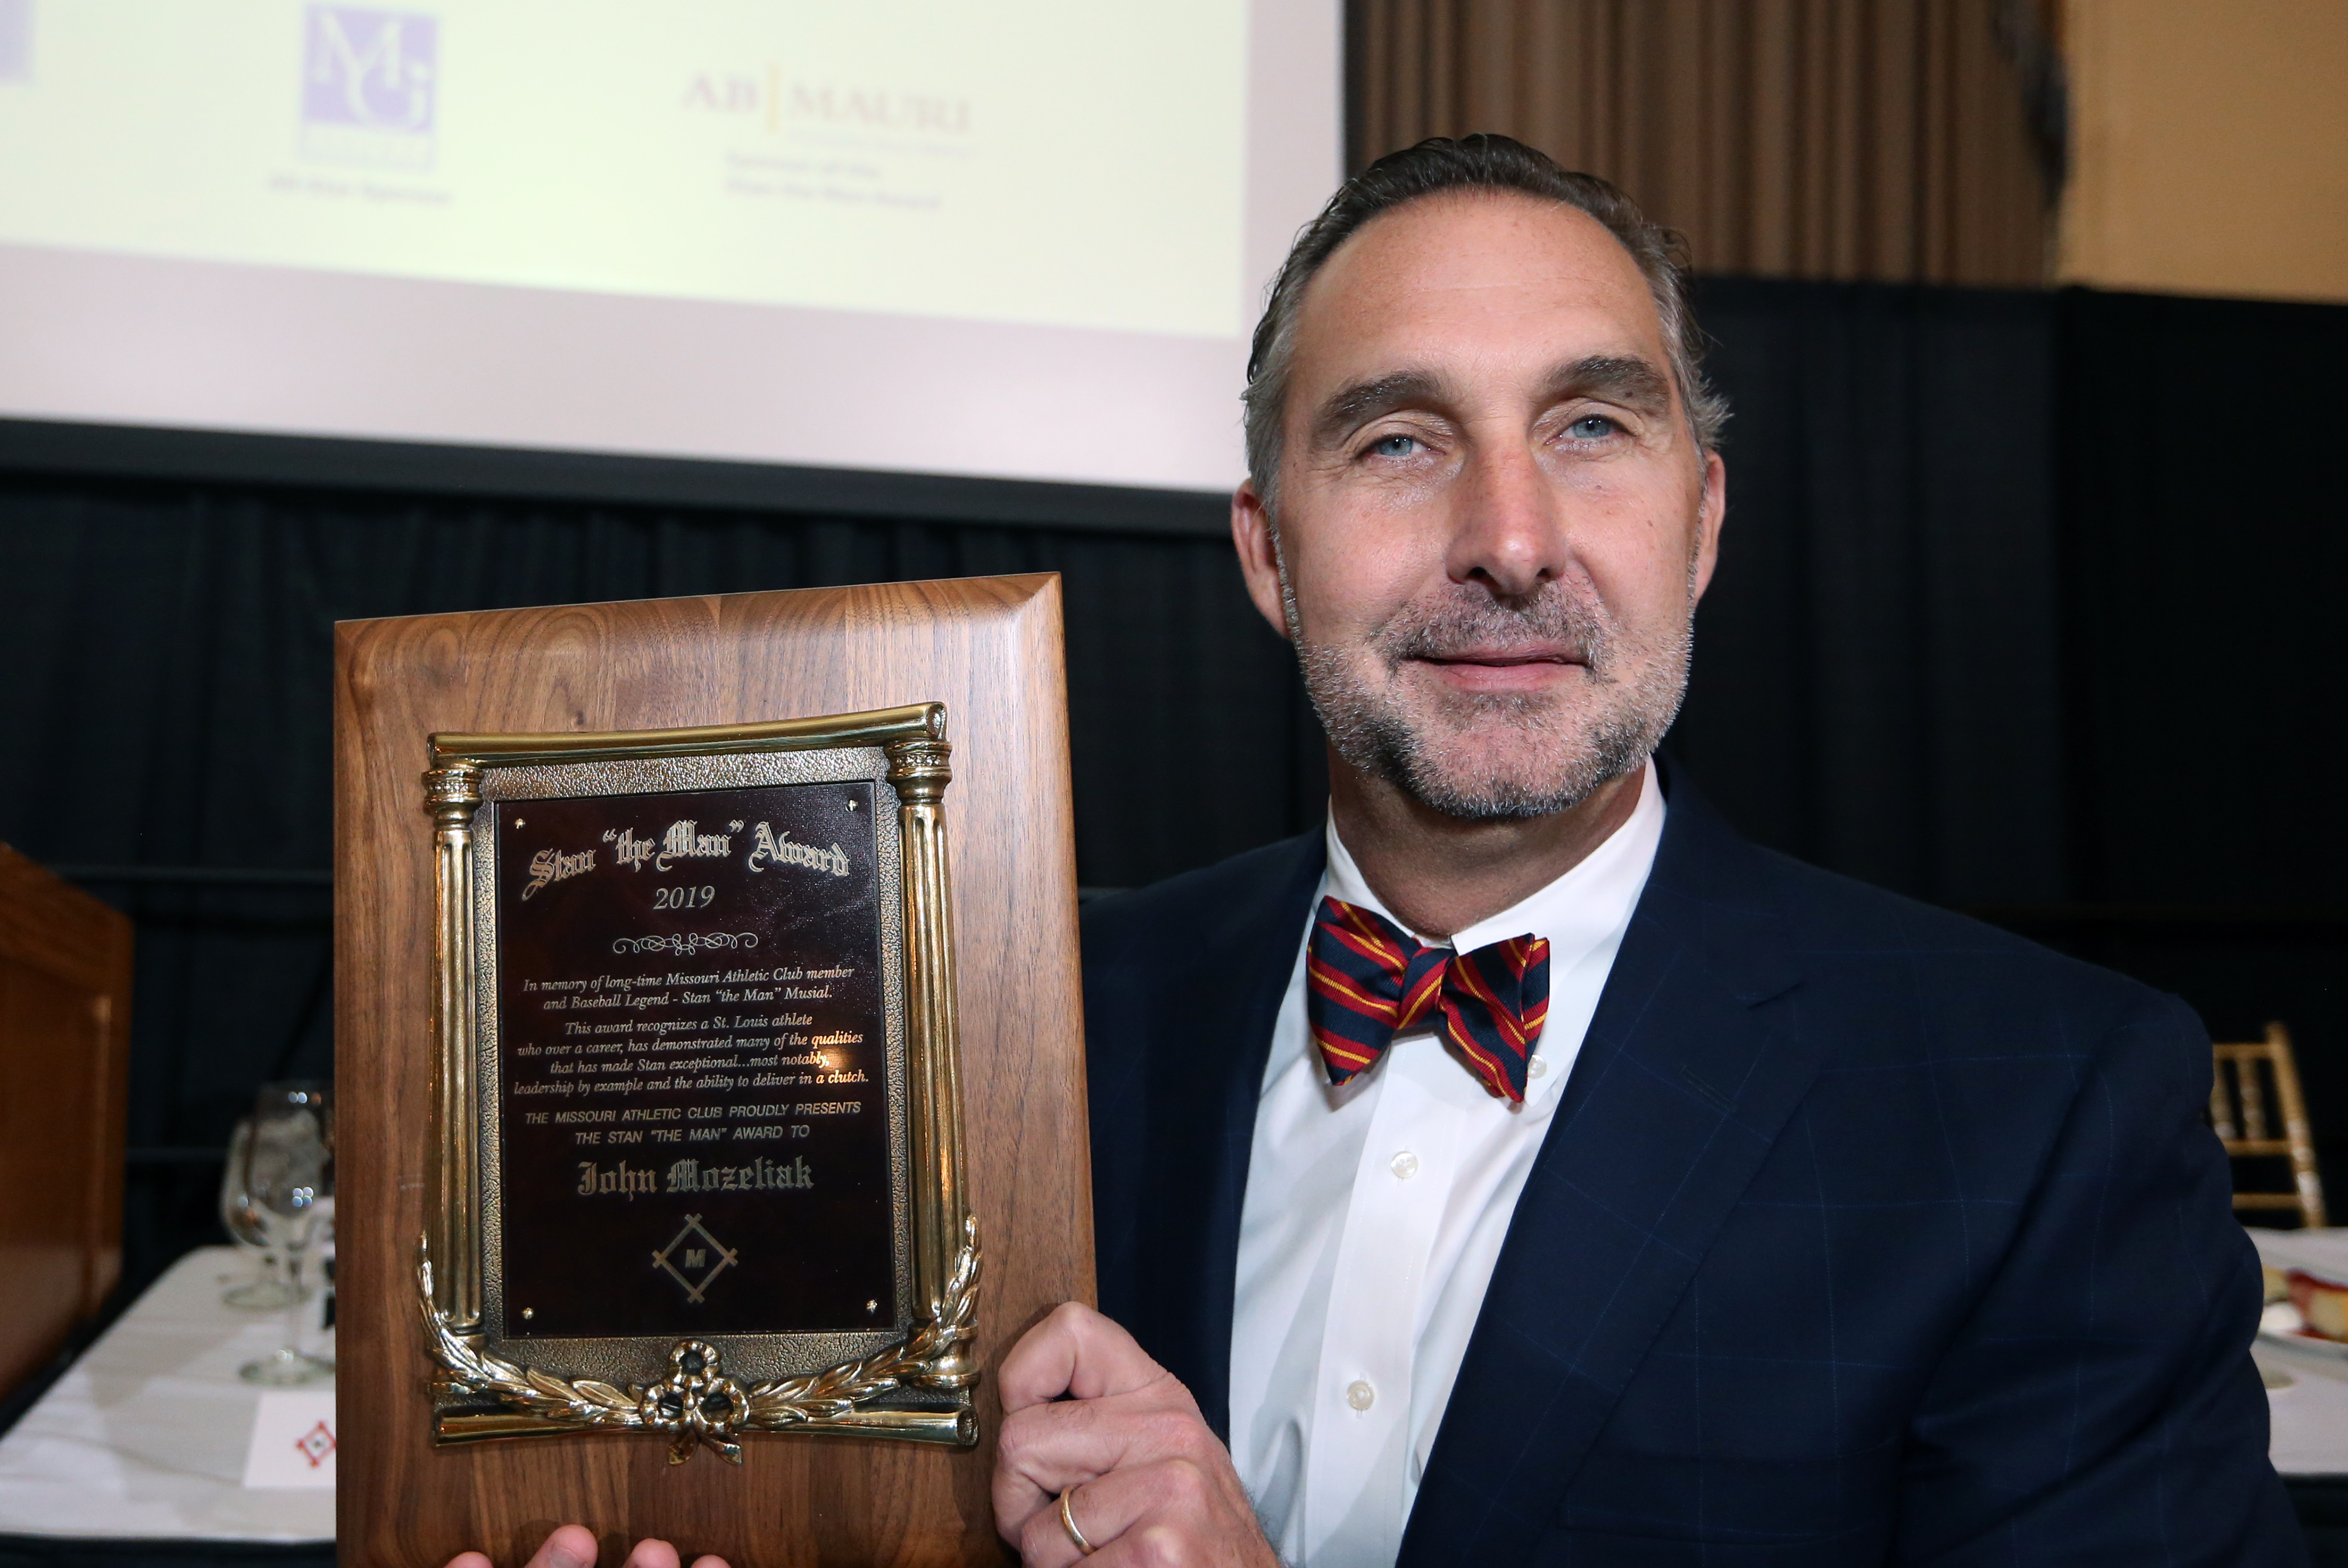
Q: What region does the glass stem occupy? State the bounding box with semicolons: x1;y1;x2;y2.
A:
279;1246;308;1361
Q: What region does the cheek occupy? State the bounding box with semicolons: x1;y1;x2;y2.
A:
1283;515;1440;642
1587;551;1698;643
1564;477;1703;609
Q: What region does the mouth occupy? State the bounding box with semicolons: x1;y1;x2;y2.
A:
1418;648;1578;666
1406;645;1587;692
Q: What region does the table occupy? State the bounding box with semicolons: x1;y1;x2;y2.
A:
0;1247;330;1561
2251;1229;2348;1475
2248;1229;2348;1564
3;1237;2342;1563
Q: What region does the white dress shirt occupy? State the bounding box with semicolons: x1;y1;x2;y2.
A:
1227;761;1666;1567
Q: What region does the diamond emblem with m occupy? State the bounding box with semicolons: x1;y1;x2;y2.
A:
652;1215;737;1304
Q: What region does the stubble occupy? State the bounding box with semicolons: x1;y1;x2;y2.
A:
1291;569;1696;822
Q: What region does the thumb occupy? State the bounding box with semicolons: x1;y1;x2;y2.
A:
523;1526;599;1568
997;1301;1172;1414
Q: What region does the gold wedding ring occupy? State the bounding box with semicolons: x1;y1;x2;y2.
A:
1058;1485;1097;1556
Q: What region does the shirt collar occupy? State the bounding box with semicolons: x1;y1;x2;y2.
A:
1319;757;1666;976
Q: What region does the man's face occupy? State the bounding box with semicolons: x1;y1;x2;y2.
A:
1234;191;1724;820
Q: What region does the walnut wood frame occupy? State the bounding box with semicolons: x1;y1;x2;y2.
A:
336;575;1089;1567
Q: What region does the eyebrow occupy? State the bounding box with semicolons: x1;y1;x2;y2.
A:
1541;355;1674;414
1309;355;1676;451
1308;370;1445;450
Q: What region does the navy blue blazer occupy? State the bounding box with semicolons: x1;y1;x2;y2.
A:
1082;772;2302;1564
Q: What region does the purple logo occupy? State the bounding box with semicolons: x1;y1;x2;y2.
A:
301;6;436;168
0;0;32;85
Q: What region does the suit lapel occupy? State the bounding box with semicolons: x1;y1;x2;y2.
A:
1400;781;1821;1565
1133;831;1325;1437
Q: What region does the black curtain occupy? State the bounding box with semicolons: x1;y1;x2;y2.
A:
0;495;1323;1287
2057;289;2348;907
2036;289;2348;1205
0;497;1325;890
1;278;2342;1294
1676;278;2067;905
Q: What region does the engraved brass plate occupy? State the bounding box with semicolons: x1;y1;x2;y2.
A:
418;705;977;1460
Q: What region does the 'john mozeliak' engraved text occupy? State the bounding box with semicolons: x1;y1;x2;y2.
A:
575;1155;814;1196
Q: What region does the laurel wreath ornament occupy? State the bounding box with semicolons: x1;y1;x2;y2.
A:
417;1216;980;1463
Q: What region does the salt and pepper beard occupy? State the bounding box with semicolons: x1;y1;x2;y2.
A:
1280;549;1698;822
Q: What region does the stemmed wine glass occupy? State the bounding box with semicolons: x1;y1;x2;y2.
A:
218;1117;299;1310
237;1081;336;1385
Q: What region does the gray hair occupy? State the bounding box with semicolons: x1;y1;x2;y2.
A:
1243;134;1727;514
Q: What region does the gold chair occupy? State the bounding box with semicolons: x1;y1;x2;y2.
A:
2211;1023;2327;1229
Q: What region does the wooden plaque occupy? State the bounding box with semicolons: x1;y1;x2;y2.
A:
336;576;1092;1567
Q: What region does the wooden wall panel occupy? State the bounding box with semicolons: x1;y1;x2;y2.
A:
1350;0;2055;286
0;843;132;1400
2058;0;2348;304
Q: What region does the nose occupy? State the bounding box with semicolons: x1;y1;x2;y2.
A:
1442;436;1571;603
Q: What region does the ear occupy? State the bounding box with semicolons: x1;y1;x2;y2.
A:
1690;450;1726;602
1231;481;1294;640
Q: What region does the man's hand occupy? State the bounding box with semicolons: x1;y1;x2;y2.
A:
994;1302;1277;1567
443;1524;730;1568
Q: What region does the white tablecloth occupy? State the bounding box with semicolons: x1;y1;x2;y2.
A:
2251;1229;2348;1476
0;1232;2334;1537
0;1246;333;1540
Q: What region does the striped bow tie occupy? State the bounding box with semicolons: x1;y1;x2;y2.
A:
1305;895;1551;1103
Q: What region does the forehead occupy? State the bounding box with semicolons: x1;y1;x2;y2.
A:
1288;191;1668;390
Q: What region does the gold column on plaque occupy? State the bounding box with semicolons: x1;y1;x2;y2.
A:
423;761;483;1331
885;721;976;1390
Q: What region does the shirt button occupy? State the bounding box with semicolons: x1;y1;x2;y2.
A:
1389;1151;1420;1181
1528;1055;1549;1079
1345;1380;1376;1411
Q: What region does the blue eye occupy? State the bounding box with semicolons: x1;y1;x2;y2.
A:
1369;434;1420;458
1567;415;1621;440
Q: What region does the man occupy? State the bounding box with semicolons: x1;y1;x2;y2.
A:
988;135;2298;1566
475;137;2296;1568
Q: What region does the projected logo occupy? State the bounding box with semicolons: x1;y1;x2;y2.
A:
0;0;31;85
299;6;437;171
680;69;972;137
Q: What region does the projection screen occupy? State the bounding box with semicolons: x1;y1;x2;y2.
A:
0;1;1341;500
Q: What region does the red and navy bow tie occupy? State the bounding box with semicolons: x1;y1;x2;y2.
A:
1305;896;1551;1102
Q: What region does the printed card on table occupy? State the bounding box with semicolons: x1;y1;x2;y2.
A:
241;1390;337;1488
